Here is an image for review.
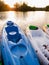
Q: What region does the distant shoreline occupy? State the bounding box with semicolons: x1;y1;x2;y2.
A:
0;10;49;12
0;7;49;12
0;2;49;12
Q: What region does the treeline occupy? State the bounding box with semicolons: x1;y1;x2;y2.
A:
45;6;49;11
14;3;35;11
14;3;49;11
0;1;49;12
0;1;11;11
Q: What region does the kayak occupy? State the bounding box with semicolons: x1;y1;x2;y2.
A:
26;25;49;65
1;21;40;65
0;36;2;65
43;24;49;35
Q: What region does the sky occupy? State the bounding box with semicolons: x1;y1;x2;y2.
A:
3;0;49;8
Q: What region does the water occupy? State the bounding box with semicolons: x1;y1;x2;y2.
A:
0;11;49;32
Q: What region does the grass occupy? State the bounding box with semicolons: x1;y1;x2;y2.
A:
0;61;2;65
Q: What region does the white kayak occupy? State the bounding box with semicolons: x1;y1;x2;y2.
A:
26;25;49;65
43;24;49;35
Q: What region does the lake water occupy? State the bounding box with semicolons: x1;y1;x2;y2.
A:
0;11;49;33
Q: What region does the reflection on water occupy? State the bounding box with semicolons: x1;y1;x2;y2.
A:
0;11;49;32
0;12;8;20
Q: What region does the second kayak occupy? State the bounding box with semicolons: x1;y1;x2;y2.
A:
26;25;49;65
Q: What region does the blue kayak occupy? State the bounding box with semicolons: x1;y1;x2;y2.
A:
1;21;40;65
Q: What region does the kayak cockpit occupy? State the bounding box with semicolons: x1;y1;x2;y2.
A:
5;21;22;43
29;25;44;37
11;44;27;58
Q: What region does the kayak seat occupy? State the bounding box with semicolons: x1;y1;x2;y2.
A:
7;33;21;43
5;26;19;34
5;26;22;43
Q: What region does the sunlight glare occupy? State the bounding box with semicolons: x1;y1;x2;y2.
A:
4;0;17;7
3;0;49;8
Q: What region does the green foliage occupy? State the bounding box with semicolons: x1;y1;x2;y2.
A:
0;61;2;65
47;24;49;27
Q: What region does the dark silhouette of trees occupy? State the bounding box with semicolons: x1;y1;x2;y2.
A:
45;6;49;11
14;3;35;11
14;3;20;11
14;3;49;11
18;3;33;11
0;1;11;11
0;1;49;12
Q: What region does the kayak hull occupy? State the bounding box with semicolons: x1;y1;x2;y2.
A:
1;22;40;65
26;25;49;65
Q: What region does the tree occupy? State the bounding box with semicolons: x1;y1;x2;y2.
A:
0;1;11;11
14;2;35;11
14;3;20;11
45;6;49;11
